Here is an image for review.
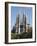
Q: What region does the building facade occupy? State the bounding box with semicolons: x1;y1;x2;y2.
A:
16;13;28;34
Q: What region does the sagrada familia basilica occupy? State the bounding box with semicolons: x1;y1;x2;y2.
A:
15;13;30;34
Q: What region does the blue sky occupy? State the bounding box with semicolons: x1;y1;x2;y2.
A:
11;6;32;29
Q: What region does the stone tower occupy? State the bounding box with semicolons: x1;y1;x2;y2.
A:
16;13;20;33
16;13;27;34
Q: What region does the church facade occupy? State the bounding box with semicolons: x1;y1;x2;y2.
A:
16;14;29;34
